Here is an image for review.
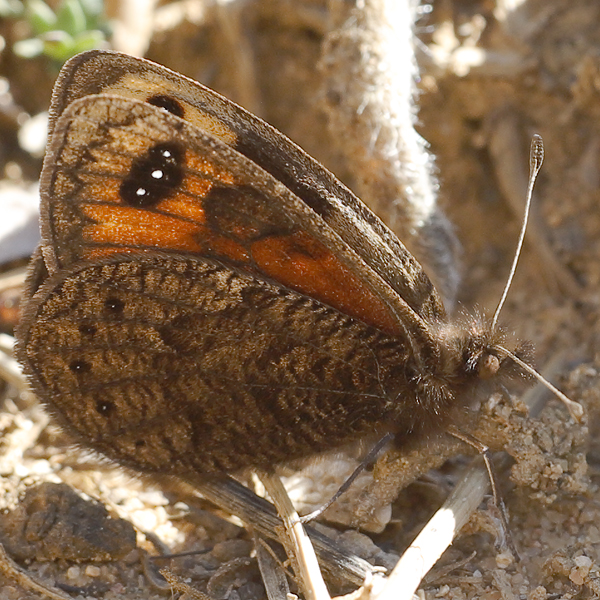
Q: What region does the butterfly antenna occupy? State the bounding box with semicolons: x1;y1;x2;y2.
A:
491;135;545;331
487;135;583;421
496;345;583;422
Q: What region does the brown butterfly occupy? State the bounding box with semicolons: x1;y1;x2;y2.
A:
17;50;531;481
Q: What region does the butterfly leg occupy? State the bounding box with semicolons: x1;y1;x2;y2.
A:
300;432;395;524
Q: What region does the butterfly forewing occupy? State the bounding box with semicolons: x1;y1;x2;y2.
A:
45;50;446;323
39;94;433;340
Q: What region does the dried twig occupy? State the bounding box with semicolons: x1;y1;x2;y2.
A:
0;543;73;600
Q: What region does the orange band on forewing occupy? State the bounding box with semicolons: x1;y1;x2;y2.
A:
153;197;207;222
251;233;401;335
81;204;205;252
74;150;400;334
202;234;251;263
80;204;251;264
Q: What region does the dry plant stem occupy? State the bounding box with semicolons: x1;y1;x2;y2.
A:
259;472;331;600
1;402;49;476
0;344;27;391
446;427;518;559
495;0;530;20
254;534;292;600
374;465;490;600
0;543;73;600
109;0;158;56
214;0;262;115
0;266;26;292
178;473;375;587
321;0;460;305
0;332;36;394
0;333;15;355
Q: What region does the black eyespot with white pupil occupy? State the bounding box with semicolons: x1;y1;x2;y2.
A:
104;297;125;313
70;360;90;374
96;400;115;416
147;94;185;118
120;141;185;207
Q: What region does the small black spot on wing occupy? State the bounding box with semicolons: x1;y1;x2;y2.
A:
79;323;97;336
147;94;185;118
104;297;125;313
96;400;116;415
69;360;90;374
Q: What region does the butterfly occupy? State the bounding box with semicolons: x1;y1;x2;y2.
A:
16;50;532;481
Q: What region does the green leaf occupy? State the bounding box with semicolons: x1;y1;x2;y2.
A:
38;28;105;63
71;29;105;54
25;0;57;35
78;0;103;27
56;0;86;36
40;30;74;62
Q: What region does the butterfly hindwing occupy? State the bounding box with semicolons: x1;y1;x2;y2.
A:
18;253;416;474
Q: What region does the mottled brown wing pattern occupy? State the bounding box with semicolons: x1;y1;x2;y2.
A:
18;254;436;474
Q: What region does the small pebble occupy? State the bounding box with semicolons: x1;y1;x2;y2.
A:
85;565;101;577
495;551;514;569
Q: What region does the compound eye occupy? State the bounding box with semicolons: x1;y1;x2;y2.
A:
477;353;500;379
